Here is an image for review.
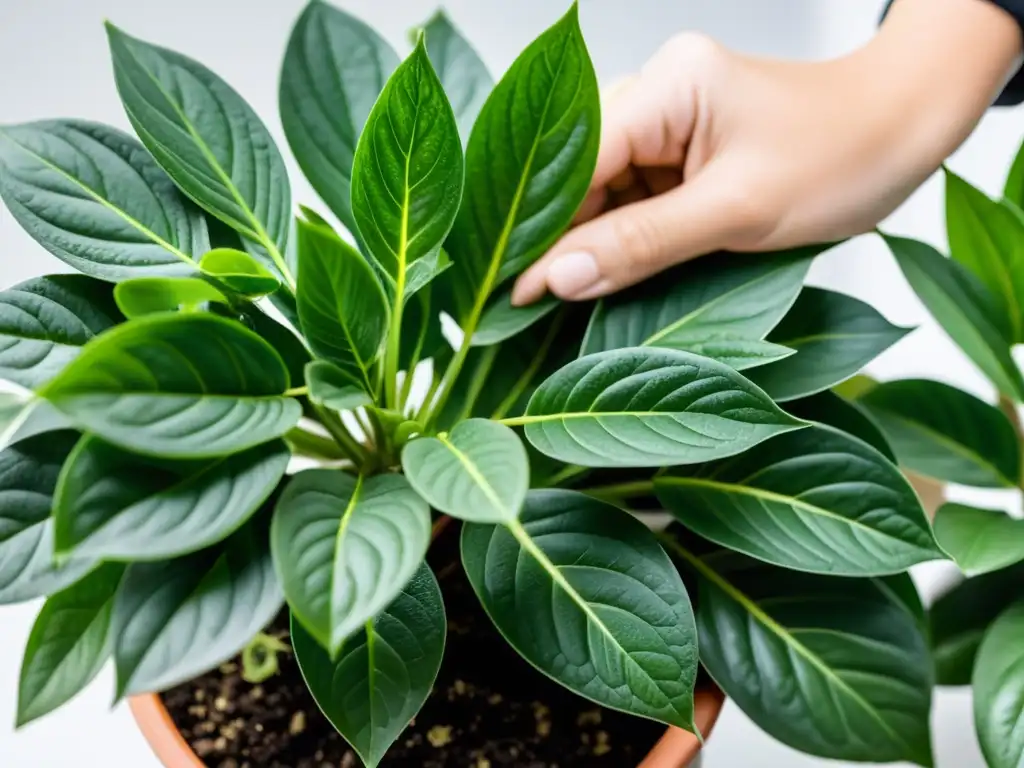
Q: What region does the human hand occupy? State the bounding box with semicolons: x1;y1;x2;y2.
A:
512;0;1023;305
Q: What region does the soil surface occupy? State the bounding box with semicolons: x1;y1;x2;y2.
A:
163;522;667;767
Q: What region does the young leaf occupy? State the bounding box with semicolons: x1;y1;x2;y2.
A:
53;436;289;561
112;520;283;698
581;246;820;355
40;313;301;459
114;277;228;319
305;361;372;412
16;563;124;727
656;425;944;576
513;347;804;468
883;233;1024;402
786;390;895;460
402;419;528;523
471;291;560;347
681;337;795;371
859;379;1020;488
934;503;1024;577
747;287;910;402
105;24;292;281
0;275;121;389
292;563;445;768
0;432;97;605
0;120;207;279
973;601;1024;768
663;538;934;766
462;490;699;731
421;10;493;143
271;471;431;656
199;248;280;297
280;0;399;234
445;5;600;321
296;217;388;393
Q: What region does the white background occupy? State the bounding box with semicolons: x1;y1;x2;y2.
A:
1;0;1018;765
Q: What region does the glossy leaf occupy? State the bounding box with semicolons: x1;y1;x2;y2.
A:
515;347;803;468
0;397;73;454
280;0;399;233
1006;136;1024;210
786;390;895;460
0;120;207;279
656;425;943;576
471;291;560;347
271;470;431;656
114;277;228;319
199;248;280;297
860;379;1019;488
748;287;910;402
305;361;372;412
934;503;1024;577
463;490;698;730
581;247;819;355
243;306;310;388
884;233;1024;401
40;313;301;458
54;436;289;561
664;538;934;766
296;217;388;393
0;432;96;605
106;25;292;279
292;563;445;768
422;10;493;142
402;419;528;523
111;520;283;698
686;337;794;371
973;601;1024;768
445;6;600;321
16;563;124;726
0;275;121;389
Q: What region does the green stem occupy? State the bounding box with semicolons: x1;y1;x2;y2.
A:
284;385;309;397
452;345;499;424
491;309;566;421
262;239;297;293
583;480;657;501
415;367;445;424
354;409;375;448
366;408;391;463
545;464;590;488
315;405;369;467
285;427;348;461
385;294;405;410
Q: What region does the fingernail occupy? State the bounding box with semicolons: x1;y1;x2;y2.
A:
547;251;601;298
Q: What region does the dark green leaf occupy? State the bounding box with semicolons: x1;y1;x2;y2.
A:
883;233;1024;401
973;600;1024;767
0;397;73;452
40;313;301;458
934;503;1024;576
471;291;559;347
112;520;283;698
292;563;445;768
402;419;528;523
271;470;431;656
687;337;794;371
748;287;910;402
0;275;121;389
114;277;228;319
656;425;943;576
305;361;371;412
786;390;895;460
242;307;310;388
280;0;399;234
16;564;124;726
199;248;280;297
516;347;804;468
0;120;207;279
421;10;493;143
54;436;288;561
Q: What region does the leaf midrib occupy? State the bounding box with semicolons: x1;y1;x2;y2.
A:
329;474;364;652
437;434;513;519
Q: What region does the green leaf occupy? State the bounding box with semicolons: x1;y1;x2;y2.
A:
946;169;1024;341
462;490;698;730
934;503;1024;576
305;361;372;412
747;287;910;402
656;425;943;576
350;38;463;301
112;520;283;698
0;120;207;279
53;436;289;561
199;248;280;297
471;291;560;347
1006;137;1024;210
859;379;1020;488
271;470;431;656
515;347;804;468
973;600;1024;767
664;538;934;766
0;432;97;605
0;275;121;389
0;397;73;453
292;563;445;768
296;217;388;393
581;247;820;355
16;563;124;726
685;337;795;371
421;10;493;143
242;306;311;388
114;277;228;319
402;419;528;523
105;24;292;281
883;233;1024;401
446;5;600;321
280;0;399;234
786;390;895;460
40;313;301;459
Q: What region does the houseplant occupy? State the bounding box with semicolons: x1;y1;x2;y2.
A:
0;1;951;766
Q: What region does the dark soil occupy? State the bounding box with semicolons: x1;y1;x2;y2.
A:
162;522;667;767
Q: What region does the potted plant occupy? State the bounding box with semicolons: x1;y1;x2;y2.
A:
1;2;951;766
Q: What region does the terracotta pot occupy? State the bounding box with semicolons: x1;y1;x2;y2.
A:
130;685;726;768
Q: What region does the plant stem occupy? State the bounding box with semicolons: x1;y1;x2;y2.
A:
385;295;405;411
453;345;499;424
259;236;297;293
491;309;566;421
354;409;375;448
415;367;445;424
546;464;590;488
284;385;309;397
315;405;369;467
285;427;348;460
583;480;657;501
